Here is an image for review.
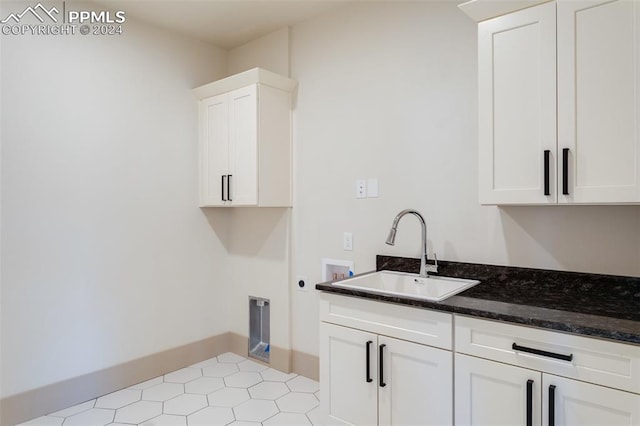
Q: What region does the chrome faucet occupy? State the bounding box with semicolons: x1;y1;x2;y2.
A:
385;209;438;278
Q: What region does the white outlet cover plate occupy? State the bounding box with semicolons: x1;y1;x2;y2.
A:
356;179;367;198
343;232;353;251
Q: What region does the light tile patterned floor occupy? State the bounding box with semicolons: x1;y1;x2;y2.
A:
18;353;322;426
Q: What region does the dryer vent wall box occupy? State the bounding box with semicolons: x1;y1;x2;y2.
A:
249;296;270;363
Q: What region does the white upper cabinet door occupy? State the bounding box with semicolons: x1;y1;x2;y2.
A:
455;353;542;426
378;336;452;426
558;0;640;203
320;323;378;426
478;2;557;205
199;94;229;206
228;85;258;206
543;374;640;426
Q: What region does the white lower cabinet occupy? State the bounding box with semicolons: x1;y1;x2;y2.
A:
543;374;640;426
320;323;452;426
455;354;640;426
454;316;640;426
320;323;378;426
455;354;541;426
319;294;453;426
378;335;452;426
319;296;640;426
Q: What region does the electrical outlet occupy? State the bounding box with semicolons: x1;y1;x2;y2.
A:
296;275;309;292
356;179;367;198
343;232;353;251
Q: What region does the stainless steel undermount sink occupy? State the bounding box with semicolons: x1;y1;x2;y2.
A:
331;270;480;302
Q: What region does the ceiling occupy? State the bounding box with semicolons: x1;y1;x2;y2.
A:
97;0;354;49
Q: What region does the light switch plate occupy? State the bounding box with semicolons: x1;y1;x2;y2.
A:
367;178;379;198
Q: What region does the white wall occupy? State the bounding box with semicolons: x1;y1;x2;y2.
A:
220;29;293;356
289;2;640;356
0;15;228;397
212;208;292;353
228;27;290;76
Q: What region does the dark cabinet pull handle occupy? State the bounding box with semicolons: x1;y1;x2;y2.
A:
526;379;533;426
365;341;373;383
562;148;569;195
512;343;573;362
544;150;551;196
549;384;556;426
379;344;386;387
227;174;232;202
221;175;227;201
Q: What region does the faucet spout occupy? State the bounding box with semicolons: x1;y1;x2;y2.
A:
385;209;436;278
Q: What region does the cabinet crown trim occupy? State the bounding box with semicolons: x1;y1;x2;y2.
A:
458;0;553;22
193;67;297;99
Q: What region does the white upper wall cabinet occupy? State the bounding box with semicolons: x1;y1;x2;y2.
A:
478;2;557;204
466;0;640;205
193;68;297;207
558;0;640;204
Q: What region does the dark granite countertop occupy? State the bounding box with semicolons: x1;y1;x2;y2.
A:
315;255;640;345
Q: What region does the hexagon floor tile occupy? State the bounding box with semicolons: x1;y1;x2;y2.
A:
17;353;321;426
187;407;235;426
249;381;290;400
263;412;312;425
233;399;279;422
286;375;320;393
306;405;324;425
63;408;115;426
139;414;187;425
128;376;163;390
276;392;319;413
185;376;225;394
224;371;263;388
238;359;269;372
95;388;141;409
164;367;202;384
142;383;184;402
202;362;239;378
113;400;163;424
163;394;208;416
260;368;298;382
208;387;251;407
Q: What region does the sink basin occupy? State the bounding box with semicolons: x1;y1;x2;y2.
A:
332;270;480;302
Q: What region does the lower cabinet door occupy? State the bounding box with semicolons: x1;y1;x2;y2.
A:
320;322;378;425
543;374;640;426
455;353;542;426
378;336;452;426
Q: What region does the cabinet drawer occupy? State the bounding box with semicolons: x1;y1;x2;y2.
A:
455;315;640;394
319;293;452;350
